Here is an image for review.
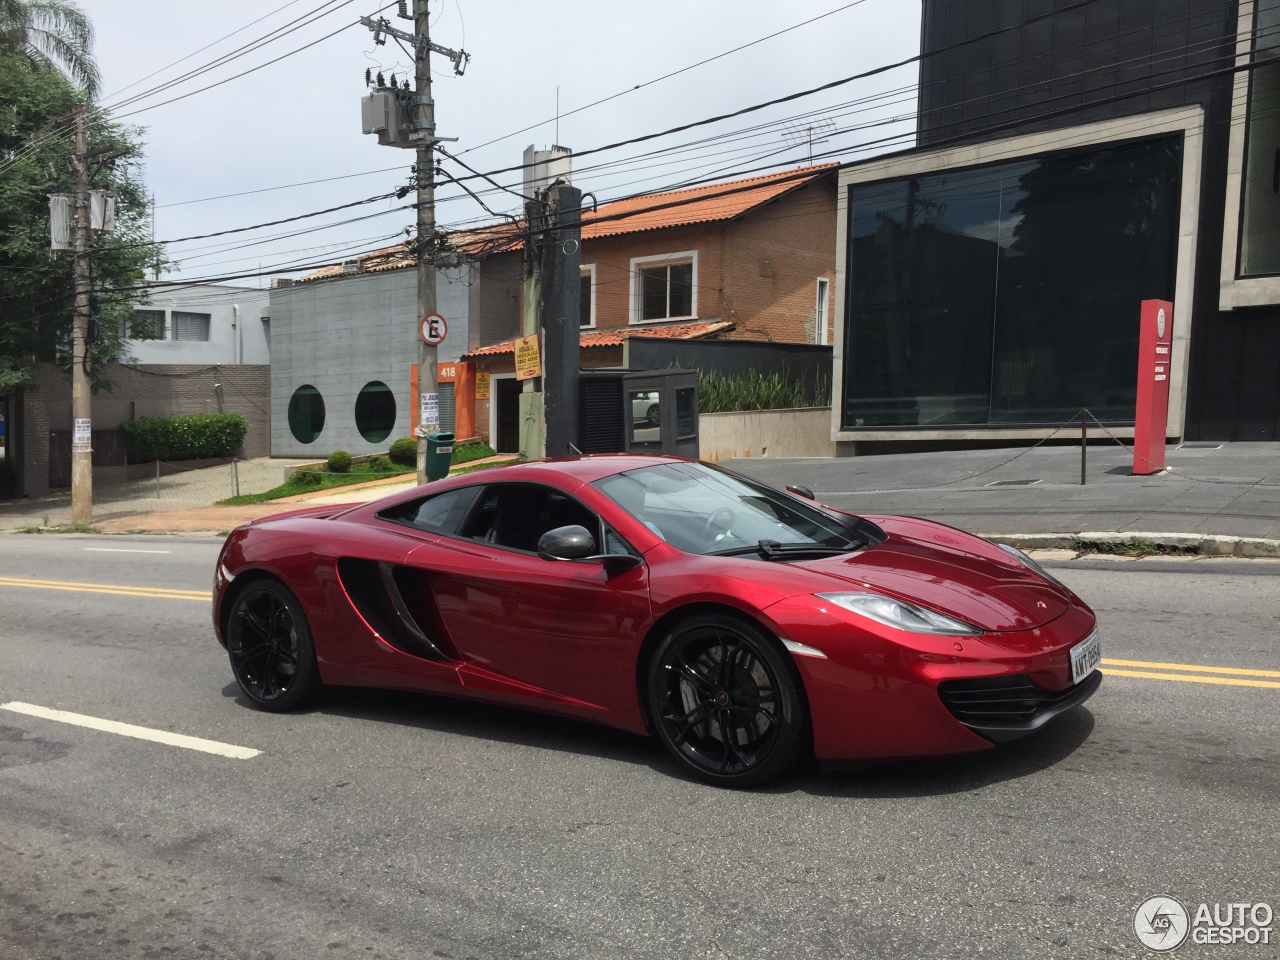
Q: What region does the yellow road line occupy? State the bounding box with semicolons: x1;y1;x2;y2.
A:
1102;657;1280;678
1101;668;1280;689
0;576;208;602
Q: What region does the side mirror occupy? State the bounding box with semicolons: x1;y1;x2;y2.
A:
786;484;816;500
589;553;643;573
537;524;596;561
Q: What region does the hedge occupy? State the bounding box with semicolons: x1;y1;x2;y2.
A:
121;413;249;463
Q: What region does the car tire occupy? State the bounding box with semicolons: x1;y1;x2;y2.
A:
646;404;660;426
648;612;807;787
226;578;322;712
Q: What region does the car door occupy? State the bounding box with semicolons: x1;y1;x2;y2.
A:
406;481;652;721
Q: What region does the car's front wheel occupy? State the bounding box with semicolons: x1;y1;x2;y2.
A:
226;578;321;712
648;613;806;787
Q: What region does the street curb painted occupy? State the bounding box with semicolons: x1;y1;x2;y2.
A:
982;531;1280;558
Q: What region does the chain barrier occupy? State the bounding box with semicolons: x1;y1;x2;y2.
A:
1085;411;1280;489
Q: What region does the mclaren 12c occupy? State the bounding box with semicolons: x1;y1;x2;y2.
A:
212;455;1101;786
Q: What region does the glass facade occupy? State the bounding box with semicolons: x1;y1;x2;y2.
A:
354;381;396;443
287;384;325;444
1241;0;1280;276
843;135;1182;429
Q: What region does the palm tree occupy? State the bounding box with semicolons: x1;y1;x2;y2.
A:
0;0;99;96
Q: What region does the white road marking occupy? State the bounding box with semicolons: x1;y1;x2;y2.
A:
83;548;172;554
0;702;259;759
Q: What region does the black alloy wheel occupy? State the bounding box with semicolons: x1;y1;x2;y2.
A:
648;613;806;787
227;579;321;712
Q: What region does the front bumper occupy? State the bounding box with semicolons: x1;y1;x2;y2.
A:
937;669;1102;743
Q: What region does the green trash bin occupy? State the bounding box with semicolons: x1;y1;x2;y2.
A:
425;431;455;481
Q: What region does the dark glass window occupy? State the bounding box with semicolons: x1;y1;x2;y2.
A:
843;134;1182;428
126;309;164;340
580;271;593;326
458;483;597;553
287;384;325;444
675;387;696;439
638;260;694;320
377;486;479;534
1241;0;1280;276
630;390;661;447
355;381;396;443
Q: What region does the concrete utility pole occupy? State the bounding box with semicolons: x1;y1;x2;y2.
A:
519;194;545;461
540;184;582;457
70;106;92;525
413;0;439;484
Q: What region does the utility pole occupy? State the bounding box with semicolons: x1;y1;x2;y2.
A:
71;105;92;525
541;184;582;457
359;1;467;483
413;0;438;484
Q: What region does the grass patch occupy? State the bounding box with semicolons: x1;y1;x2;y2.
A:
451;440;496;465
451;457;518;475
1070;536;1197;557
16;523;100;534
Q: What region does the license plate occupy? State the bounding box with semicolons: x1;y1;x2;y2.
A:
1070;630;1102;684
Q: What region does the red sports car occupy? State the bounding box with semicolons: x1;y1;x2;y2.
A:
213;455;1101;786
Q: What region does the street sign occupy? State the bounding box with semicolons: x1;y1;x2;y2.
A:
420;313;447;345
515;334;541;380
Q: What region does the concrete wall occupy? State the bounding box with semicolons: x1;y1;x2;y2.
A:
14;362;270;497
699;406;835;462
126;284;271;366
268;265;472;458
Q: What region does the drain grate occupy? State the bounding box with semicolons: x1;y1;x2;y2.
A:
985;478;1041;487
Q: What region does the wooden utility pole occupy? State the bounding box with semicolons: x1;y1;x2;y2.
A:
71;106;93;524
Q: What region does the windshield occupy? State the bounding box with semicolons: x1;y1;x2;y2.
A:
593;461;857;556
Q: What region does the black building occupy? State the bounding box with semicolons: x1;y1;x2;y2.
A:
834;0;1280;446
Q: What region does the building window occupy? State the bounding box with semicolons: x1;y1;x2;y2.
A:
354;380;396;443
580;264;596;328
126;309;164;340
843;135;1182;429
1241;0;1280;276
171;311;211;341
630;251;696;323
288;384;326;444
815;278;830;345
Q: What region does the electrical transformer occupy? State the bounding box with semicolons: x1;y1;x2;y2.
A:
361;88;416;149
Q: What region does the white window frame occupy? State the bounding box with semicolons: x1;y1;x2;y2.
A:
815;277;831;346
629;250;698;325
580;263;597;329
487;372;519;453
126;308;166;341
171;310;212;342
1220;0;1280;308
833;105;1204;444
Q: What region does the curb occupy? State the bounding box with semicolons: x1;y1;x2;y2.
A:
982;531;1280;559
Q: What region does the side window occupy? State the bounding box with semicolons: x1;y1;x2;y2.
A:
459;483;599;553
377;486;478;535
603;523;639;557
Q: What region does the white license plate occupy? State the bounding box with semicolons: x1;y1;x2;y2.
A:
1070;630;1102;684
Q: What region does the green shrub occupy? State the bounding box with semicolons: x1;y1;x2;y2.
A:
327;450;352;473
696;370;832;414
365;454;394;473
451;441;495;466
388;437;417;466
293;468;323;486
121;413;249;463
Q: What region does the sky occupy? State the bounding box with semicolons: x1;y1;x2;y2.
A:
78;0;922;286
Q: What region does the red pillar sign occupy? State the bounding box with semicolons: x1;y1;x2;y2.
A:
1133;299;1173;475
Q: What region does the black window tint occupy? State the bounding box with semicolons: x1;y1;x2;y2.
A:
460;483;598;553
378;486;479;534
603;524;639;557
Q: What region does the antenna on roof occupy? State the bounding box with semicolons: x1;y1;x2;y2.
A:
780;118;836;165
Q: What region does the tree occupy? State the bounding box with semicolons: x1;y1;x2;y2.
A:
0;0;98;95
0;45;159;393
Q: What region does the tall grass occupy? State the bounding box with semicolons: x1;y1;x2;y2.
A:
697;370;831;414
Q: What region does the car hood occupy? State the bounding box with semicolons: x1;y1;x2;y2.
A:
792;517;1069;632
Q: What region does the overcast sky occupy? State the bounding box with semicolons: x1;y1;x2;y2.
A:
79;0;921;285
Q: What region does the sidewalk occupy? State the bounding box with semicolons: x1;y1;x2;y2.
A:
727;441;1280;542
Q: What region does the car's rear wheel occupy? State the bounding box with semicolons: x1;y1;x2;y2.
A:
227;579;321;712
648;612;806;787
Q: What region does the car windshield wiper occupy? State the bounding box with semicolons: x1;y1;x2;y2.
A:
710;539;861;561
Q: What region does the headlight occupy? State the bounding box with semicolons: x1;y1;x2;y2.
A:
816;591;980;636
996;543;1068;590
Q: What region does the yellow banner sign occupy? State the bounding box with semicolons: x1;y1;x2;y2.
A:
475;371;491;400
515;334;541;381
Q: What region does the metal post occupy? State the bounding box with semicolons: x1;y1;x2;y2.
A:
155;459;160;498
1080;409;1087;485
232;458;240;498
414;0;440;484
70;106;93;524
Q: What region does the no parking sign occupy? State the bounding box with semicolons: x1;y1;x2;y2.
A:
419;313;447;345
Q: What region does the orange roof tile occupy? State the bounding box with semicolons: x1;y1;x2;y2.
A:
462;320;735;359
291;164;834;284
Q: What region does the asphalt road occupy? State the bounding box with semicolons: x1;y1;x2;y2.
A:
1;534;1277;959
